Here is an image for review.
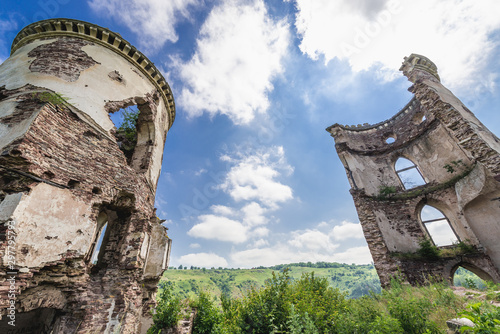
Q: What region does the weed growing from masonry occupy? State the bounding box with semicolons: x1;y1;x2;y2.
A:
32;91;69;105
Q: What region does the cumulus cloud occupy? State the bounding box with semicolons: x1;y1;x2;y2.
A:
228;221;371;268
211;205;237;217
179;252;228;268
289;229;339;252
293;0;500;94
230;244;371;268
88;0;197;52
252;227;270;238
188;215;248;243
331;221;364;241
187;146;293;244
220;146;293;208
242;202;268;226
331;246;373;265
176;0;290;124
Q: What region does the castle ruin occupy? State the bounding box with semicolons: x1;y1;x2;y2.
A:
0;19;173;332
327;54;500;287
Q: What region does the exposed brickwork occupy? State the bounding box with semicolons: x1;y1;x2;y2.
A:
28;38;100;82
0;91;164;331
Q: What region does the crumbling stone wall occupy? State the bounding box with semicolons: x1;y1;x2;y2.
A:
327;54;500;287
0;19;174;333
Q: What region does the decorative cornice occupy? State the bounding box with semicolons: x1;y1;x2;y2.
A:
11;18;175;129
326;97;419;135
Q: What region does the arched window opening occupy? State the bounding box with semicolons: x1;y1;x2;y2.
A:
110;105;139;164
420;205;458;247
395;157;426;189
453;267;487;290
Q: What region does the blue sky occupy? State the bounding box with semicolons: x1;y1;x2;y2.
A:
2;0;500;268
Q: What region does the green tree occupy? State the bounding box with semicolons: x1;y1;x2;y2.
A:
148;281;182;334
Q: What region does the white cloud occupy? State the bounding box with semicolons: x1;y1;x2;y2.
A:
186;146;293;245
230;245;295;268
293;0;500;95
252;238;269;248
176;0;290;124
230;244;372;268
88;0;197;52
331;221;364;241
189;243;201;249
289;229;339;252
179;252;228;268
220;146;293;208
252;227;270;238
210;205;237;217
195;168;208;176
242;202;268;226
188;214;248;243
331;246;373;265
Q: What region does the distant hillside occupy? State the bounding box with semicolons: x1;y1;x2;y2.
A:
162;262;487;301
162;262;381;299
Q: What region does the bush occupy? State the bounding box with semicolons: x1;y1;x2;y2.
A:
148;281;182;334
169;270;485;333
387;296;440;333
417;238;440;260
458;302;500;333
191;291;222;334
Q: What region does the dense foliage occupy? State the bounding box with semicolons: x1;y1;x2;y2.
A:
147;281;182;334
151;269;500;333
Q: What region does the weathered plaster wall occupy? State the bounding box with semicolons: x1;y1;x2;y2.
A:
0;19;174;333
3;183;94;268
328;54;500;287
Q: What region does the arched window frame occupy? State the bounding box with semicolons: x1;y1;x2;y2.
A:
395;157;426;190
420;205;459;247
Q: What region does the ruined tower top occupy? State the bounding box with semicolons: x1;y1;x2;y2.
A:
6;18;175;129
1;18;175;190
399;53;440;83
10;18;175;128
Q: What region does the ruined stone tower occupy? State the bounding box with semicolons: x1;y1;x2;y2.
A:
0;19;173;332
327;54;500;287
